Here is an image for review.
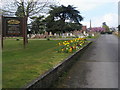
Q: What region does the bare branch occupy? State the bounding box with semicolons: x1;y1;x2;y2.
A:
2;0;57;19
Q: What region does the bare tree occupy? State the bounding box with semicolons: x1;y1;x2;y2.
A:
2;0;57;20
1;0;57;43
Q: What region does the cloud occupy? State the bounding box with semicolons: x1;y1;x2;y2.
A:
119;15;120;25
97;13;118;27
81;21;90;28
81;13;118;28
57;0;119;11
118;1;120;25
57;0;118;27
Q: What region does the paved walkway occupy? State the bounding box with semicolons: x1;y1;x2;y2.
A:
56;34;118;88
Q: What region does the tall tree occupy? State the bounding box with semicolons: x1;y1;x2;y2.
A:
30;16;46;34
102;22;110;32
118;25;120;31
49;5;83;25
45;5;83;33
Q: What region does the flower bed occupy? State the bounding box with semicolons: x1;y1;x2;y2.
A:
57;38;87;53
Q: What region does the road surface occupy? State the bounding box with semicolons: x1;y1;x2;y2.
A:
56;34;119;88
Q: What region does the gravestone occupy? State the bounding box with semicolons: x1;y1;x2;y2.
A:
54;33;57;36
45;31;48;38
92;34;95;36
49;32;53;37
70;33;73;36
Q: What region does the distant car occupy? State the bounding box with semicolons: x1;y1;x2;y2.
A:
101;31;112;34
100;32;106;34
107;31;113;34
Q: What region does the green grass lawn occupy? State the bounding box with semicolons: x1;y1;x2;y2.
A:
2;40;72;88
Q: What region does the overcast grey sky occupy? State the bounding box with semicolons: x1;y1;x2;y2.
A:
57;0;119;28
118;1;120;25
0;0;119;27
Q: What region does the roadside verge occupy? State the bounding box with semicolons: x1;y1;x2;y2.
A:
24;41;92;89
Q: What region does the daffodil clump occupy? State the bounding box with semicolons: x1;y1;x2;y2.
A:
57;38;87;53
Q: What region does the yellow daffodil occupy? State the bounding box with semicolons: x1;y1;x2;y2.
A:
69;48;72;52
57;38;87;53
61;49;64;52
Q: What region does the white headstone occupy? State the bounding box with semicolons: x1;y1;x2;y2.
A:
70;33;73;36
50;32;52;35
62;33;65;36
66;33;69;36
83;31;86;35
86;34;89;36
54;33;57;36
92;34;94;36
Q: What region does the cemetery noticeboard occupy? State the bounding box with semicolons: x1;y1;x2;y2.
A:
2;17;23;37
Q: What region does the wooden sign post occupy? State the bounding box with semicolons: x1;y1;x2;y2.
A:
1;17;3;48
2;16;27;48
1;35;3;49
1;15;3;49
22;16;27;48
